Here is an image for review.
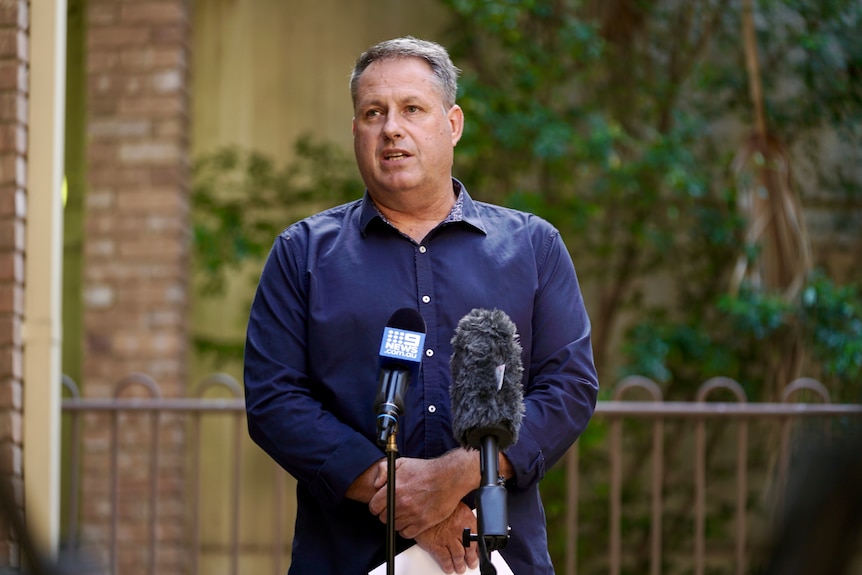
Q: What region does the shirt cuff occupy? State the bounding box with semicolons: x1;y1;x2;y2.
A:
503;423;546;490
309;432;384;508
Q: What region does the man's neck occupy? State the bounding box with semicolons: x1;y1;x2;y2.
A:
371;183;456;242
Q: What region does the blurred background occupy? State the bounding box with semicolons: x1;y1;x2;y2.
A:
6;0;862;574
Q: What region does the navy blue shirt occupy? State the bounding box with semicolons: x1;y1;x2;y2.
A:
244;180;598;574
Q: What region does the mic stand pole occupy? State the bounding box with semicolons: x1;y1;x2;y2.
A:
462;434;510;575
385;429;398;575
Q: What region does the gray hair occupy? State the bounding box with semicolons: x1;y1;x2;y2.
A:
350;36;460;109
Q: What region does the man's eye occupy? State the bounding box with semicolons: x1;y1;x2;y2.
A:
406;106;420;113
366;109;381;118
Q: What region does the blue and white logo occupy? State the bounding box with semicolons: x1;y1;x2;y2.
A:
379;327;425;363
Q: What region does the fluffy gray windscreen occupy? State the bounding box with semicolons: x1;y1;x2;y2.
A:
449;308;525;449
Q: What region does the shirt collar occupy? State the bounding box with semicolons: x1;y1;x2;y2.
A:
359;178;487;236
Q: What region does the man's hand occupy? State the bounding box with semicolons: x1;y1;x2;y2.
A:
414;503;479;575
368;449;478;539
345;458;387;504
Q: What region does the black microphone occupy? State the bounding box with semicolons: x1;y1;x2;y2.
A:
450;308;525;555
374;308;427;447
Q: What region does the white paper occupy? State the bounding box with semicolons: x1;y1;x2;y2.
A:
368;544;513;575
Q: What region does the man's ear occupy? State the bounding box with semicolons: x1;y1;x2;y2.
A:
448;105;464;146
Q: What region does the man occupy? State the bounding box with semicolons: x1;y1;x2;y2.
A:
244;37;598;574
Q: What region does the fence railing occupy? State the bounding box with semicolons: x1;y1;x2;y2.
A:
60;374;862;575
563;375;862;575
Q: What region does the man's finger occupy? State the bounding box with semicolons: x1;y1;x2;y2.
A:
373;460;388;489
465;541;479;570
368;488;386;518
449;541;467;574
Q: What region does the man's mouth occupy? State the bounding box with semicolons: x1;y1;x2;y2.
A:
383;150;410;161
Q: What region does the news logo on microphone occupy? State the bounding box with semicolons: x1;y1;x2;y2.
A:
379;327;425;363
375;309;427;447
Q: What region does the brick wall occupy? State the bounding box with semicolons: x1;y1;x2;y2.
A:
0;0;27;569
83;1;191;573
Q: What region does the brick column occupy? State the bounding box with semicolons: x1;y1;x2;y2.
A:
83;1;190;573
0;0;28;569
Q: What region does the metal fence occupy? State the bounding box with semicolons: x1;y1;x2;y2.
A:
564;375;862;575
60;374;862;575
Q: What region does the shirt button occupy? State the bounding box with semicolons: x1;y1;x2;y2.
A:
428;405;437;413
419;246;427;253
422;295;431;304
425;349;434;357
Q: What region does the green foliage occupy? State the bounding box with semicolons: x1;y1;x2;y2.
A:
192;135;361;296
800;272;862;386
757;0;862;135
622;274;862;402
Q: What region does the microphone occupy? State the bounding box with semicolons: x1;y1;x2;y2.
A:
374;308;427;447
450;308;525;555
450;308;525;450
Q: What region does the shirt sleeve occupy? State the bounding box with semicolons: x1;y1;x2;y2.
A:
504;228;599;491
243;234;383;509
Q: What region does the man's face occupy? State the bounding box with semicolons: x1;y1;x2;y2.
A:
352;57;463;200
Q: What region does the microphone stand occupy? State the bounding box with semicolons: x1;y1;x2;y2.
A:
462;433;510;575
384;428;398;575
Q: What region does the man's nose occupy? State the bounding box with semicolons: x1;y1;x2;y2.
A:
382;112;403;140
